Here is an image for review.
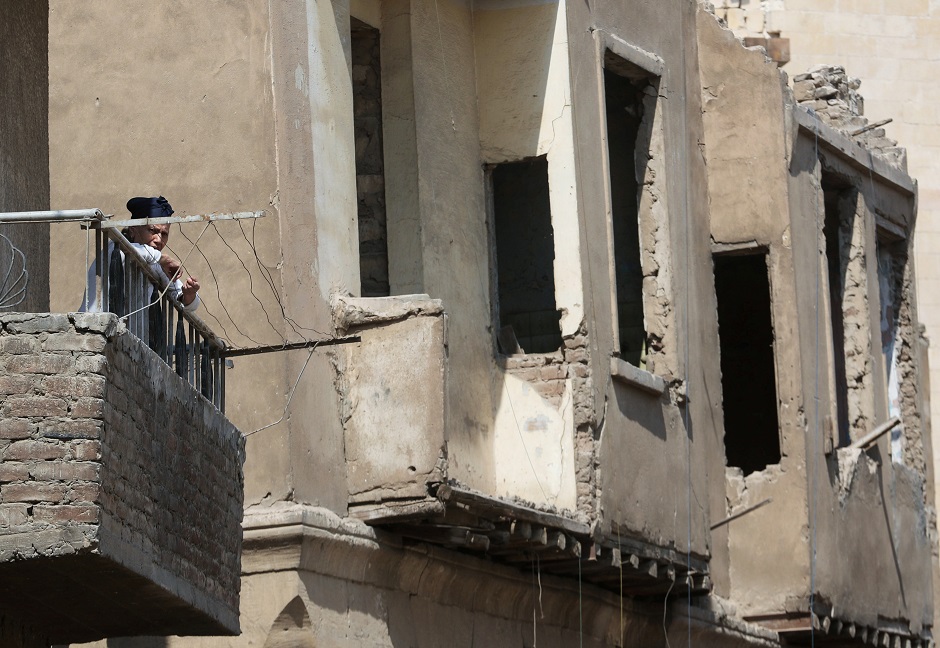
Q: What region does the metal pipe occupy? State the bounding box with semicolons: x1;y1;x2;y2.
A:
97;210;264;229
710;498;773;530
0;209;104;223
849;416;901;450
222;336;361;357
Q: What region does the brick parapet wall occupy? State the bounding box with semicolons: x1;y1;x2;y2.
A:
0;313;106;556
0;312;244;637
101;327;244;614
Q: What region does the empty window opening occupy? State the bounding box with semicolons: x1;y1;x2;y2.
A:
492;156;562;354
352;18;389;297
823;180;851;447
604;60;652;367
714;253;781;475
877;236;905;460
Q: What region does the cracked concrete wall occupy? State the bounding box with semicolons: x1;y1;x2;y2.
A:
790;105;933;636
699;6;934;634
567;0;715;556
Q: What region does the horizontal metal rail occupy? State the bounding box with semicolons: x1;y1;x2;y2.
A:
0;209;105;223
96;210;265;229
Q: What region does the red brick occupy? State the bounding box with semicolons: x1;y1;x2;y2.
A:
70;440;101;461
5;315;70;334
0;419;32;440
3;439;68;461
0;335;40;354
0;375;38;395
32;504;98;524
67;482;100;503
0;463;28;482
1;482;68;503
43;375;106;398
75;355;107;374
28;461;99;481
43;332;107;353
538;365;567;381
69;397;105;418
4;396;68;417
4;354;73;374
0;503;28;528
40;419;101;440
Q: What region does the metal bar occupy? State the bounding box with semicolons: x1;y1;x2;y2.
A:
222;336;361;358
710;498;773;530
97;210;265;229
95;228;105;312
220;353;226;413
0;209;105;223
850;416;901;450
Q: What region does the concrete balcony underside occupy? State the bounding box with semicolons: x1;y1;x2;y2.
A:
357;483;712;600
0;551;227;643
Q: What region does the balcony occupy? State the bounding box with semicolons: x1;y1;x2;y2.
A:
332;294;710;600
0;311;244;643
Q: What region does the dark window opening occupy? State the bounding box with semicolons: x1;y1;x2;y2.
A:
604;60;651;366
352;18;389;297
492;156;562;354
823;178;851;447
714;253;781;475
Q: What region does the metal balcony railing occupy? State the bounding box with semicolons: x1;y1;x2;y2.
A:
0;209;227;411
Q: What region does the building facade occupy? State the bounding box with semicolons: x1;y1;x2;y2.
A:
6;0;930;645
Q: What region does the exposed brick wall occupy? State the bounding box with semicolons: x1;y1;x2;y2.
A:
0;312;244;642
352;18;390;298
0;313;103;555
792;65;907;168
101;325;244;614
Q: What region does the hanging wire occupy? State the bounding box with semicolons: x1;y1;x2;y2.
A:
172;225;263;345
0;234;28;309
212;220;287;339
243;345;318;437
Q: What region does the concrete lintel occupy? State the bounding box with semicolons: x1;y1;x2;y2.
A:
794;106;916;197
599;31;665;78
610;356;667;396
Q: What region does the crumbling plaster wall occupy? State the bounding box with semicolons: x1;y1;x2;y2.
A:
696;8;809;610
0;0;49;313
566;0;715;556
789;124;933;632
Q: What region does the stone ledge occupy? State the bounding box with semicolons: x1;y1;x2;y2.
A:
610;356;666;396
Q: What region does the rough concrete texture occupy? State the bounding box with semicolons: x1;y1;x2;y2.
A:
0;312;244;642
698;5;933;637
331;295;446;506
91;503;778;648
0;1;50;313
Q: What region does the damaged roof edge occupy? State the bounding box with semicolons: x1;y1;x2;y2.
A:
793;105;916;197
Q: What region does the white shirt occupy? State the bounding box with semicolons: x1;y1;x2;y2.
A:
80;241;200;314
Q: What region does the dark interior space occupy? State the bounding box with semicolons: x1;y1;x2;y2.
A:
604;65;647;366
714;252;781;475
823;179;851;447
492;156;561;354
352;18;389;297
